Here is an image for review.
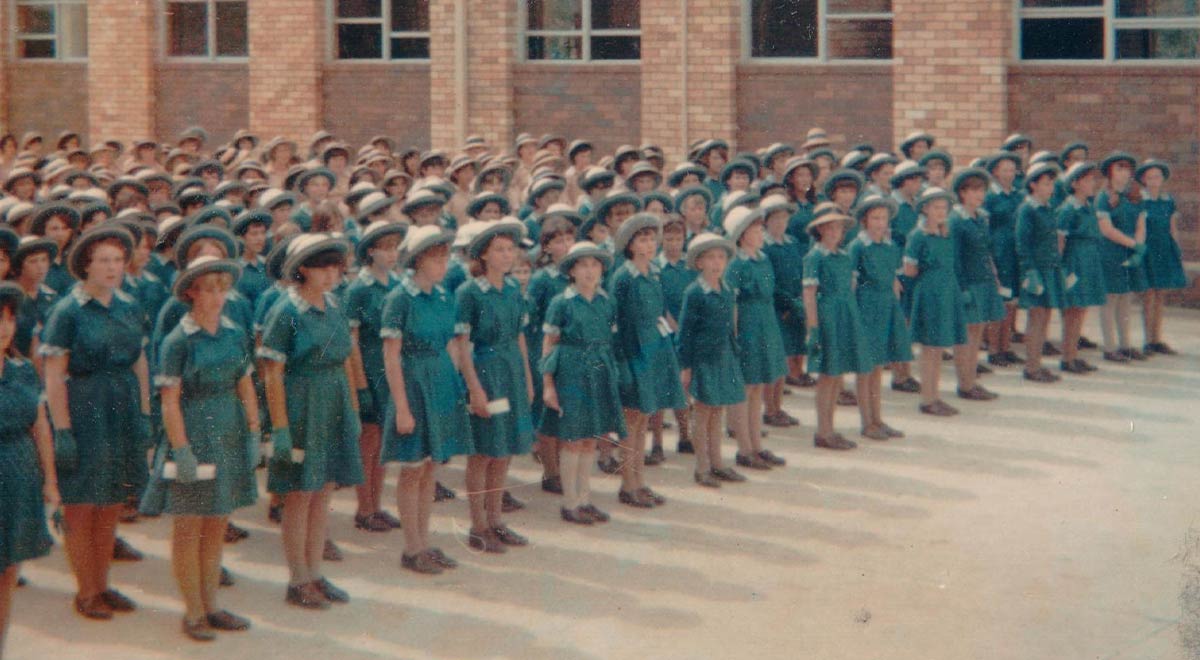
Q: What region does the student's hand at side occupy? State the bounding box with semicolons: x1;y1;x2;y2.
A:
469;387;491;418
395;407;416;435
542;385;561;414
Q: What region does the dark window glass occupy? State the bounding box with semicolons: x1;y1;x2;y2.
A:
168;2;209;56
750;0;818;58
338;23;383;58
17;4;54;33
591;35;639;59
593;0;639;29
1116;0;1199;16
1022;0;1102;6
828;18;892;58
828;0;891;12
1021;17;1104;58
527;0;582;30
215;1;248;57
337;0;381;17
390;37;430;58
18;39;55;58
391;0;430;31
527;35;583;59
1116;27;1200;58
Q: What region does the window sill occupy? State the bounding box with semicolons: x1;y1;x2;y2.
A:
324;59;431;67
1010;60;1200;72
516;59;641;67
738;60;892;72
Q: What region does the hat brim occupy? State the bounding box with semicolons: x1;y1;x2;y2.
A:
68;226;135;280
356;223;408;263
613;213;662;256
358;196;397;221
175;226;239;268
467;223;525;260
594;193;641;223
400;231;455;270
32;204;81;234
685;237;735;270
232;212;273;235
402;197;445;215
467;194;510;219
559;246;613;274
806;214;856;238
172;259;243;300
14;237;59;264
283;238;350;281
1135;162;1170;183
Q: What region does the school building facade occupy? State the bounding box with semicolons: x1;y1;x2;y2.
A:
0;0;1197;258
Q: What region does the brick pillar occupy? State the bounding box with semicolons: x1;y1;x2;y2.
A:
88;0;155;142
641;0;739;163
248;0;324;142
0;2;9;133
430;0;516;152
892;0;1011;162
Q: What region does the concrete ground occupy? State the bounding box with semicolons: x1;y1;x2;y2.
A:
8;308;1200;660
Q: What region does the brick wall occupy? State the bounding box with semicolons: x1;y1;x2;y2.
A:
7;63;88;140
156;63;249;146
247;0;324;142
737;63;893;154
87;0;156;142
513;64;641;157
323;63;431;151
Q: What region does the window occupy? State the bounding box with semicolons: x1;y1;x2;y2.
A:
165;1;248;59
1019;0;1200;60
522;0;641;61
14;0;87;60
333;0;430;60
747;0;892;61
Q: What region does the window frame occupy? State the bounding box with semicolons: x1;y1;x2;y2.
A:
741;0;894;64
517;0;642;65
11;0;88;62
328;0;432;63
161;0;249;63
1015;0;1200;65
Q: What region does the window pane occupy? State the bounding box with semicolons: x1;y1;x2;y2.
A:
390;37;430;58
337;0;382;17
1022;0;1102;6
18;38;55;58
1020;17;1104;58
338;23;383;58
527;0;582;30
216;2;248;56
828;18;891;58
1117;27;1200;57
751;0;818;58
391;0;430;31
592;35;640;59
828;0;891;13
1116;0;1199;17
59;3;88;58
527;35;583;59
593;0;640;29
168;2;209;56
16;4;55;34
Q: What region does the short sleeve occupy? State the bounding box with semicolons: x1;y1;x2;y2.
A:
802;251;820;288
380;290;409;340
38;300;76;356
1055;206;1076;236
903;231;923;267
543;295;567;337
155;331;186;388
344;282;368;329
454;282;476;336
257;301;296;363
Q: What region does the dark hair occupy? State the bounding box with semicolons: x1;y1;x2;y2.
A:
360;233;401;266
80;236;131;278
1107;170;1142;206
468;232;517;278
623;227;658;259
113;189;147;212
10;243;54;279
0;300;20;358
310;201;342;233
786;170;818;206
536;216;577;267
291;248;346;283
412;243;450;273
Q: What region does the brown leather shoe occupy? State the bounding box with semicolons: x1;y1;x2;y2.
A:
491;524;528;546
814;434;858;450
285;583;330;610
467;529;507;554
75;594;113;620
401;551;445;574
182;618;216;641
206;609;251;631
99;588;136;612
560;507;595;525
618;489;655;508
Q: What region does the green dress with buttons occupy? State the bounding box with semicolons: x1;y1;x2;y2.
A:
727;249;788;384
903;225;968;347
949;206;1006;325
1141;194;1187;290
983;184;1024;298
610;261;687;414
1095;192;1148;294
344;269;400;426
455;276;535;457
44;259;75;296
140;316;257;516
539;287;627;441
0;357;54;571
153;292;254;369
379;277;473;463
677;279;745;406
259;289;363;493
803;244;872;376
891;193;920;318
525;264;569;425
123;271;170;336
1057;197;1108;308
14;284;56;358
40;287;149;505
655;254;694;324
785;199;815;254
1014;199;1067;310
763;234;807;357
237;255;273;306
848;233;913;368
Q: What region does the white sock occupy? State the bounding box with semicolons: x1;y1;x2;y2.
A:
577;450;593;507
560;447;580;510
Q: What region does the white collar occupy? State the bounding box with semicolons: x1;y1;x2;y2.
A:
1027;196;1050;209
72;284;133;306
917;216;949;236
954;204;988;222
856;230;892;246
38;283;56;296
763;233;794;247
891;189;917;208
989;181;1016;195
812;243;846;256
621;259;658;279
474;275;513;293
698;277;723;294
180;313;238;335
1064;196;1086;210
1141;190;1167;201
563;285;608;300
737;248;765;261
400;274;445;297
541;263;560;278
242;254;266;267
287;286;336;313
358;267;397;288
653;253;685;268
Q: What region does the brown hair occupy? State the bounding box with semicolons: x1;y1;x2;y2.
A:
0;302;20;358
309;201;342;233
412;243;450;274
536;216;577;267
181;271;235;303
79;237;131;278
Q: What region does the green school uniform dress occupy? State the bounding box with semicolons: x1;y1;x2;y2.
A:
539;286;626;441
141;315;257;516
40;286;149;505
123;271;170;336
849;232;913;367
785;199;815;253
763;233;807;357
379;276;473;463
152;292;254;369
803;244;872;375
1014;198;1067;310
891;191;921;317
146;253;177;288
1095;192;1149;294
259;288;363;493
1141;192;1187;290
1050;178;1070;211
525;264;569;424
0;357;54;571
904;222;968;347
677;278;745;406
655;253;694;324
727;248;788;384
290;204;313;232
455;276;535;457
14;284;56;357
983;182;1024;298
343;268;400;426
949;205;1006;325
610;261;687;413
43;259;75;296
253;283;286;336
237;254;272;305
442;255;468;295
1057;196;1108;309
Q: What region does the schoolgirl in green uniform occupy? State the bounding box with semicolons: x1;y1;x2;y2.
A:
29;203;79;295
1013;162;1066;382
259;234;361;610
919;151;953;190
752;195;802;431
541;242;624;524
948;168;1003;402
677;233;747;485
42;226;151;619
902;187;967;416
899;131;934;162
1094;152;1148;363
8;234;58;365
576;166;616;217
290;168;336;232
1053;142;1089;209
344;221;407;533
863;153;899;198
1056;162;1106;375
823;169;865;247
848;195;909;440
675;186;714;242
141;257;260;641
982;152;1025;367
649;215;695;459
381;226;473;574
231;209;272;305
1135;160;1186;355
